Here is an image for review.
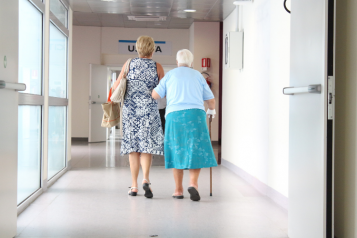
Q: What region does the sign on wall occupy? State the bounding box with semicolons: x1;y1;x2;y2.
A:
119;40;172;56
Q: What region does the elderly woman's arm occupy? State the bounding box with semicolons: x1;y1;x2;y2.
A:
205;98;216;110
152;90;161;100
157;63;165;81
112;61;127;91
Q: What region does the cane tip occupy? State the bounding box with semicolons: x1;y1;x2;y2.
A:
210;193;212;196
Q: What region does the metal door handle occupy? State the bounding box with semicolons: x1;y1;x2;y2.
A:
91;101;107;104
0;80;26;91
283;84;321;95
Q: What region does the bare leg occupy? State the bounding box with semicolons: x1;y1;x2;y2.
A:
173;169;184;195
189;169;201;189
140;153;152;184
129;152;140;192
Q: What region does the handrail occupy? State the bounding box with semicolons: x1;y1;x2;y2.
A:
0;80;26;91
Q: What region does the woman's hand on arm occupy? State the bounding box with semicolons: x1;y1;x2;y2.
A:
152;90;161;100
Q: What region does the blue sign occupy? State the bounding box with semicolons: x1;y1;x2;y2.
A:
119;40;172;56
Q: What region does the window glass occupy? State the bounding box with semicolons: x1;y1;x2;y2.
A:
19;0;43;95
48;106;66;179
18;106;42;204
50;0;68;27
49;23;67;98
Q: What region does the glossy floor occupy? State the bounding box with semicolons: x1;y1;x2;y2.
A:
16;140;288;238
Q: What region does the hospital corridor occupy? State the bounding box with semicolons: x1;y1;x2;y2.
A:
1;0;357;237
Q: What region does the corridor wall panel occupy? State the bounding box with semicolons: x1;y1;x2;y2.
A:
221;0;290;200
72;26;102;138
189;22;220;141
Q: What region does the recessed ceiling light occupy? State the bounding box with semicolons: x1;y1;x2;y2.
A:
184;9;196;12
101;0;117;2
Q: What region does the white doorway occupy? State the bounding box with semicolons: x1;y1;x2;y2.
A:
88;64;110;143
287;0;335;237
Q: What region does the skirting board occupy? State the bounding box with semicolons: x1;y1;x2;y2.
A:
72;137;88;142
221;159;288;211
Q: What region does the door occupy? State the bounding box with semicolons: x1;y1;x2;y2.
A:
0;1;19;237
287;0;335;237
89;64;109;142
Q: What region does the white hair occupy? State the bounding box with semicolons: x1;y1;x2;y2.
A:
176;49;194;66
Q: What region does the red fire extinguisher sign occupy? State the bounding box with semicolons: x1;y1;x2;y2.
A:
202;58;211;71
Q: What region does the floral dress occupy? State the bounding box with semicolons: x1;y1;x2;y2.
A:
120;58;164;155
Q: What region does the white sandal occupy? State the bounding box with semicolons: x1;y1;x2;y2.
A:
128;187;138;196
142;179;153;198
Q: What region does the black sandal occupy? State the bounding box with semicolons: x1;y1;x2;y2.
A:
188;186;200;201
128;187;138;196
172;194;184;199
143;179;153;198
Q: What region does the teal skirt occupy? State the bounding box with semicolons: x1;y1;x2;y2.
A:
164;109;218;169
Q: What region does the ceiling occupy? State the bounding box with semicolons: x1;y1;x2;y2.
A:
68;0;237;29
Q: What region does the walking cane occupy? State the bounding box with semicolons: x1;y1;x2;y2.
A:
209;115;213;196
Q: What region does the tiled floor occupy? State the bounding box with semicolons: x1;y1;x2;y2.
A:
16;140;288;238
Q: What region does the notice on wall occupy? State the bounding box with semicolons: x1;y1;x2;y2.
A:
119;40;172;56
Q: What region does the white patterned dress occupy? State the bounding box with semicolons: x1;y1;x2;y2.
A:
120;58;164;155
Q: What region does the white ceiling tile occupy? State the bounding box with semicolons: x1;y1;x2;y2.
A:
76;21;102;27
72;4;92;12
123;21;147;28
74;12;101;22
69;0;235;28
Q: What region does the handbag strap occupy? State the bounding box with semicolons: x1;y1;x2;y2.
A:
123;58;132;78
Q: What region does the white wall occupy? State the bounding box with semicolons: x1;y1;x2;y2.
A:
189;22;220;141
72;26;101;138
222;1;290;197
189;23;194;53
72;26;189;138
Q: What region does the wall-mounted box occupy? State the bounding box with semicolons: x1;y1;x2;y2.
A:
225;31;243;70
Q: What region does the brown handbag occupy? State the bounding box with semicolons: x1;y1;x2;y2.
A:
101;97;120;128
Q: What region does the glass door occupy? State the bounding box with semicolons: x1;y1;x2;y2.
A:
17;0;44;205
17;0;70;206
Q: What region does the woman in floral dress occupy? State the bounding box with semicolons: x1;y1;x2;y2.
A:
111;36;164;198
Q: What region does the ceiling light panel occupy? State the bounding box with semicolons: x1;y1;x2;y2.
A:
130;0;173;3
173;0;217;5
127;16;167;21
130;2;172;7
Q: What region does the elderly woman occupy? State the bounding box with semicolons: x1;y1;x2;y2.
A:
152;49;217;201
112;36;165;198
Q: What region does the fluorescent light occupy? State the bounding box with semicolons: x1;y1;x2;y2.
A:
101;0;117;2
184;9;196;12
128;16;167;21
233;0;253;5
